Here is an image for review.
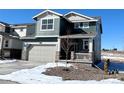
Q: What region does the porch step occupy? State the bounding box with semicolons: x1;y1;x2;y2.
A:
58;59;92;64
73;59;92;63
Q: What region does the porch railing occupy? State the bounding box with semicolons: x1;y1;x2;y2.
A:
71;51;93;62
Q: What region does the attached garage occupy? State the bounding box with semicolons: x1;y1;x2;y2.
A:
28;44;57;62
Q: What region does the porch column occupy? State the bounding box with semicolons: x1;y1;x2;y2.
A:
0;35;3;56
89;38;93;53
57;38;61;51
21;42;28;60
55;38;61;61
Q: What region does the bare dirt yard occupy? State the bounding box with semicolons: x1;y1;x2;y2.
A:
42;63;124;81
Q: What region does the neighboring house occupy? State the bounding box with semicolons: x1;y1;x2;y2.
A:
21;10;102;64
12;23;35;37
0;22;23;59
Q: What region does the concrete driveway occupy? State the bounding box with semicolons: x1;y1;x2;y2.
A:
0;60;47;84
0;60;46;75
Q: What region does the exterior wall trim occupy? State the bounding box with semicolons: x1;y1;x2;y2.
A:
64;11;97;20
0;23;6;26
25;42;58;45
33;9;63;19
35;35;59;37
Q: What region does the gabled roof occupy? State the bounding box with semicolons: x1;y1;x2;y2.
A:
64;11;98;21
0;21;10;26
92;16;103;33
12;23;35;26
11;23;35;28
33;9;63;20
0;32;19;39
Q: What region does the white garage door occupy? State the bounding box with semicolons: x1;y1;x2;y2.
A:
28;45;57;62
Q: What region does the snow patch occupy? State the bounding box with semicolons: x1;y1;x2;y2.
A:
0;59;17;64
0;62;123;84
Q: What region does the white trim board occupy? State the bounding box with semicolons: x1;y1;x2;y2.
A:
64;11;95;20
25;42;57;45
0;23;6;26
70;20;98;22
35;35;59;38
33;9;63;19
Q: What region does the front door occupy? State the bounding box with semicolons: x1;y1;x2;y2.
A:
83;39;89;50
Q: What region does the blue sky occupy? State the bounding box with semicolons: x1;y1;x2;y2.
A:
0;9;123;50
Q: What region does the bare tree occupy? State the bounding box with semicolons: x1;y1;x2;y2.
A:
61;29;74;68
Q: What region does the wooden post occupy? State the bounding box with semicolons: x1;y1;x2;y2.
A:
104;59;109;75
0;35;4;59
71;51;74;61
89;38;93;53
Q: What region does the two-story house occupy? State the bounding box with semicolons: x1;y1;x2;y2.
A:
0;21;23;59
21;10;102;64
12;23;35;37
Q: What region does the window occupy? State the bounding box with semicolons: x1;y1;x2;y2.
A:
83;39;89;50
20;28;24;31
0;26;2;31
74;23;80;28
4;40;9;47
83;22;89;28
74;22;89;29
41;19;54;30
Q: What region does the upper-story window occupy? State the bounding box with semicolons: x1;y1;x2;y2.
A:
83;22;89;28
0;26;2;31
41;19;54;30
4;40;9;47
0;25;5;31
74;22;89;29
20;28;24;31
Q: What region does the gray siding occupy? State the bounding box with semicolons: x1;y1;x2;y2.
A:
35;18;60;36
22;37;58;42
93;21;101;62
74;22;96;34
27;24;36;36
10;39;23;49
3;37;22;49
60;17;73;36
81;22;96;33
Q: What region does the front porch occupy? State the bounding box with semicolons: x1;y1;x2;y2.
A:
71;52;93;63
56;34;96;64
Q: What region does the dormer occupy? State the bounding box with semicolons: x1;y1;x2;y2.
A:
0;22;11;33
64;11;97;22
64;11;101;34
33;10;64;37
